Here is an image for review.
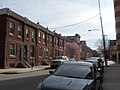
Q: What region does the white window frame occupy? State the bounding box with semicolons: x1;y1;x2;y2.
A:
38;31;41;43
43;33;45;44
9;43;16;57
18;25;22;38
9;21;15;36
26;28;29;39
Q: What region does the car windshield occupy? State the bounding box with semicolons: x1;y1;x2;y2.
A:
86;60;99;67
53;64;91;79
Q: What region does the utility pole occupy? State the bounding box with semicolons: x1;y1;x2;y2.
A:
98;0;107;66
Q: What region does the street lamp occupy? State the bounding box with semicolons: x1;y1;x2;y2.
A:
97;0;107;66
88;29;106;66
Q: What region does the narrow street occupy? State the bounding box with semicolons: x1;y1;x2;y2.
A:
0;74;49;90
0;69;50;90
0;69;50;81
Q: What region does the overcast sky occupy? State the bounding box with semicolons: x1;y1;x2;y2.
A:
0;0;116;49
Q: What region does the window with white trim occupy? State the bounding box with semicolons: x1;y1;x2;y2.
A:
43;33;45;44
38;31;41;43
32;30;35;42
26;28;29;39
9;43;16;56
18;25;22;38
9;21;15;35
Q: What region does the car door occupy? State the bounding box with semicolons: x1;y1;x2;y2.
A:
92;65;101;90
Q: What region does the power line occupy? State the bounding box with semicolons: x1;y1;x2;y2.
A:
50;14;100;30
40;0;67;18
40;1;100;30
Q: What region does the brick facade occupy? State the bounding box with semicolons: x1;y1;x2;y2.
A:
113;0;120;63
0;8;68;68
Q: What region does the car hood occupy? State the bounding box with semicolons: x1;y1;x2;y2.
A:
40;75;93;90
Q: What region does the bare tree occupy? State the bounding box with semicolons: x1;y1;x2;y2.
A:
95;37;109;57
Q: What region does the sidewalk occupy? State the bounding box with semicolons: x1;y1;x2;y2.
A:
103;61;120;90
0;65;50;74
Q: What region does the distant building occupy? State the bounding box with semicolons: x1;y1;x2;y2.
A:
66;34;81;60
80;41;87;60
113;0;120;63
80;41;99;60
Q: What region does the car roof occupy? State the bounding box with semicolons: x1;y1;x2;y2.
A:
64;61;93;67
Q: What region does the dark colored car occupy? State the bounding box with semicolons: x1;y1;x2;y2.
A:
85;59;104;82
86;57;104;74
37;61;102;90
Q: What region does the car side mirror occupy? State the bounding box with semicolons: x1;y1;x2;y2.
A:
49;71;54;74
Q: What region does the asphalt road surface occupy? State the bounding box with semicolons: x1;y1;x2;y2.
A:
0;69;51;90
0;74;49;90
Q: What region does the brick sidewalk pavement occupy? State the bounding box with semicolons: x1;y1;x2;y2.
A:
103;61;120;90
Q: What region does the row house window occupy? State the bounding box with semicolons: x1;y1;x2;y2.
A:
43;33;45;44
54;38;58;46
32;30;35;42
9;21;15;35
59;40;64;48
50;36;53;45
38;31;41;43
38;46;42;58
62;40;64;47
26;28;30;39
18;25;22;38
57;38;58;46
54;38;56;45
59;39;62;47
9;43;16;57
47;35;52;45
47;35;50;44
44;48;48;59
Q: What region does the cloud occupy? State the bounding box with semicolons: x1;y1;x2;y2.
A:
0;0;116;49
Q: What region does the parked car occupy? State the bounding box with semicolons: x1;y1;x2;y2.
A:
50;56;69;68
86;57;104;74
85;59;104;82
37;61;103;90
69;58;76;61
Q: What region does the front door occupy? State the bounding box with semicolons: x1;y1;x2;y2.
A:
24;45;27;61
19;45;22;61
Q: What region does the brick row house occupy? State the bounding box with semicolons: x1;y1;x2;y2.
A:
113;0;120;63
0;8;68;68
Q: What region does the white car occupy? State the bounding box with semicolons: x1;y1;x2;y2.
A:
50;56;69;68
